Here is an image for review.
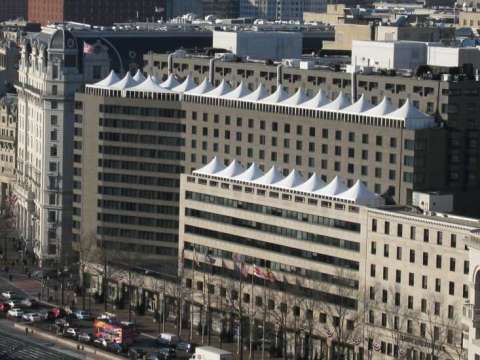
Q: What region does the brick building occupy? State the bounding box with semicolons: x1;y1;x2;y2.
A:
28;0;166;26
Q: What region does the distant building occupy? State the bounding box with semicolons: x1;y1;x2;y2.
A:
212;30;302;60
0;0;27;22
27;0;167;26
202;0;240;19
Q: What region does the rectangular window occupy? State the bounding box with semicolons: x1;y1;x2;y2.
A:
384;221;390;234
424;229;429;242
409;249;415;263
410;226;416;240
395;270;401;283
408;273;414;286
450;258;456;272
397;224;403;237
396;247;402;260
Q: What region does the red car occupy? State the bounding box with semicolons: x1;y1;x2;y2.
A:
0;303;11;312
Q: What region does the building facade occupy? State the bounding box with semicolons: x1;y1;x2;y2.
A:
13;28;111;265
179;166;476;359
143;52;480;216
74;69;446;266
0;95;17;210
28;0;167;26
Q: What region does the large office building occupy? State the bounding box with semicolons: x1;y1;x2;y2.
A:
0;0;27;22
27;0;167;26
179;162;476;359
74;67;445;266
144;51;480;216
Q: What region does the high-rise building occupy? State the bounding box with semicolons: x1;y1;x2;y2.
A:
27;0;167;26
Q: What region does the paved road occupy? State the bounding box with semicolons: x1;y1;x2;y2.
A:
0;319;87;359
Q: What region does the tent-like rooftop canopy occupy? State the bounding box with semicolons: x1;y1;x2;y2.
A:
192;158;384;207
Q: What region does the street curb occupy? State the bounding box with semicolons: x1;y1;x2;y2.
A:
13;323;124;360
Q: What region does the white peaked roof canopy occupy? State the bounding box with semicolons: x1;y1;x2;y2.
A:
260;86;289;104
133;69;146;82
300;89;330;109
274;169;305;188
341;94;373;113
204;79;232;97
320;91;351;111
186;77;214;95
91;70;120;88
253;166;284;185
281;88;310;106
213;159;245;178
108;72;139;90
363;96;396;116
222;81;251;99
129;75;171;93
234;163;264;181
193;157;226;175
242;83;269;101
159;74;180;89
294;173;326;192
315;176;348;196
337;180;383;206
172;74;197;92
387;99;435;129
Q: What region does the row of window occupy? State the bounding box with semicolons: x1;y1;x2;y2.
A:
185;191;361;232
98;199;178;215
97;226;178;243
372;218;459;248
184;225;359;271
99;172;179;187
186;208;360;252
99;145;185;161
98;186;179;201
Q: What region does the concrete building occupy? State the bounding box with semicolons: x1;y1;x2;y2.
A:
27;0;167;26
0;94;17;210
212;31;302;60
74;68;446;267
179;164;476;359
0;0;27;22
143;52;480;216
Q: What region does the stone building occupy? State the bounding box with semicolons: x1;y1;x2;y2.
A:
0;94;17;210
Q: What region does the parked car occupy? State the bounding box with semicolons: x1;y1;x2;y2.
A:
73;310;92;320
64;327;80;338
20;298;36;308
37;309;49;320
157;333;180;347
7;299;22;308
107;341;127;354
22;312;42;322
7;308;24;318
176;341;196;353
93;338;108;349
1;291;16;299
78;332;93;343
128;347;147;360
157;346;176;359
54;318;69;327
0;303;10;312
96;312;116;321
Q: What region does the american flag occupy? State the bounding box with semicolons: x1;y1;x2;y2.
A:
83;42;95;55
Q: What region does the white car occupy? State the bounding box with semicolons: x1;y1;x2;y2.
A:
2;291;16;299
7;308;24;318
22;312;42;322
64;327;79;338
7;299;22;308
96;312;116;320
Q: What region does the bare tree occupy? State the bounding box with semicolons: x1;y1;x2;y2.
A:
77;231;101;310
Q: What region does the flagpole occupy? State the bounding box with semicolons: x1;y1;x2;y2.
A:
190;246;196;342
262;275;266;360
249;266;255;360
238;262;243;360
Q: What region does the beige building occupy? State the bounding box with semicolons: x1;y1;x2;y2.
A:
179;164;477;359
303;4;347;25
74;69;447;262
0;94;16;209
143;53;480;216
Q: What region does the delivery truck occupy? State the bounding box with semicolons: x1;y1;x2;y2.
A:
189;346;233;360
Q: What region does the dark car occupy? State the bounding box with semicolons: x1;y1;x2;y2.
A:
128;347;146;360
176;341;196;353
107;341;127;354
157;347;176;359
93;338;108;349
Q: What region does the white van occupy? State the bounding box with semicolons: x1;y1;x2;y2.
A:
189;346;233;360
